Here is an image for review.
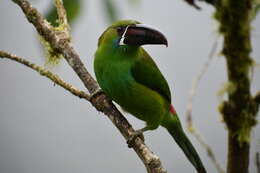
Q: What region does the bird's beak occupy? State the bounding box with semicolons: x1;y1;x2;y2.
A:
119;24;168;47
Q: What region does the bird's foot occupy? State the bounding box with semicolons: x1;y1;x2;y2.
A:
127;130;145;148
127;128;148;148
90;88;104;101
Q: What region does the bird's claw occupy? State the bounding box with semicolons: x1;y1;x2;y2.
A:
90;89;104;101
127;131;145;148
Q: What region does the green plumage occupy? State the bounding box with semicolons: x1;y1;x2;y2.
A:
94;20;206;173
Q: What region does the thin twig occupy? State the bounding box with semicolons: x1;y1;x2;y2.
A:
192;129;225;173
0;50;90;100
11;1;168;172
185;37;225;173
12;0;98;93
54;0;70;33
186;38;218;129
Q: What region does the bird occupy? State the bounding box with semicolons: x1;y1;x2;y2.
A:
94;20;206;173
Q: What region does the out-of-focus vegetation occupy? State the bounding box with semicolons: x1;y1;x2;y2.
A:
44;0;141;28
45;0;81;26
102;0;119;24
251;0;260;20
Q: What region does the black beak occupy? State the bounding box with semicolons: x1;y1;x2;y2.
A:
119;24;168;47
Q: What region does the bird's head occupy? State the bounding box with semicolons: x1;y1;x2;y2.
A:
98;20;168;48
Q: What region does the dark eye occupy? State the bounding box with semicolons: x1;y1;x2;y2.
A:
116;26;125;35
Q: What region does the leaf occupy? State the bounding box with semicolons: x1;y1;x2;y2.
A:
102;0;119;23
128;0;141;6
45;0;82;27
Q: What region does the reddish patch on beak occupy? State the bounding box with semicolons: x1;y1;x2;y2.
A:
170;104;177;115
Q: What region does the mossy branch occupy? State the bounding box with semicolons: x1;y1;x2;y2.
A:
0;50;90;100
214;0;259;173
10;1;169;173
55;0;69;30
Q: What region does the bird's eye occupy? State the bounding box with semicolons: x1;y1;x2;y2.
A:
116;26;125;35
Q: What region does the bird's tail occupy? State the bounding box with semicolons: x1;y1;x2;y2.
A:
161;105;206;173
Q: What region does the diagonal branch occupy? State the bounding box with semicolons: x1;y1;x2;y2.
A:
11;0;168;173
186;38;218;129
191;130;225;173
0;50;90;100
55;0;69;29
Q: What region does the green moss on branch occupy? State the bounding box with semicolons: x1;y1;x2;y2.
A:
214;0;259;173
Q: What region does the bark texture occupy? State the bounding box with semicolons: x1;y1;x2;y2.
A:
215;1;259;173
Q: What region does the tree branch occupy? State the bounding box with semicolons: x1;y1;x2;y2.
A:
10;0;169;172
215;1;259;173
54;0;70;34
0;50;90;100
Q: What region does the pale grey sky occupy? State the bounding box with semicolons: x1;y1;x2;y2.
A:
0;0;259;173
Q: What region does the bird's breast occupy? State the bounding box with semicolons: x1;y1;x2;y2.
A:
100;61;134;101
94;48;167;123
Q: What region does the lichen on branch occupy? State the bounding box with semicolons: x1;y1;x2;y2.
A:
215;0;257;143
214;0;259;173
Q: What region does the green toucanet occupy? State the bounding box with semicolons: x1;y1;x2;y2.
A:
94;20;206;173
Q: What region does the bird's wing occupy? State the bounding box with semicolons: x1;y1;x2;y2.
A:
131;48;171;102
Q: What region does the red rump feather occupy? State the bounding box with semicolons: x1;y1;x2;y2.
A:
169;104;177;115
